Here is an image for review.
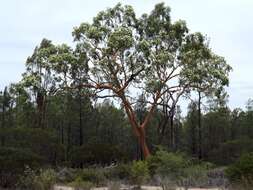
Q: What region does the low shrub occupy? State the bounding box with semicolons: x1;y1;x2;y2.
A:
75;168;106;186
68;177;94;190
130;160;150;186
56;167;76;183
180;165;209;187
106;163;131;180
35;168;57;190
17;167;57;190
0;147;43;187
225;152;253;187
147;150;188;179
160;177;178;190
17;166;37;189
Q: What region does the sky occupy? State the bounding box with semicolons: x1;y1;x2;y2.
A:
0;0;252;110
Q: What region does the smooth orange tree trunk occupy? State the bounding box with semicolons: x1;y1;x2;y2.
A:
137;127;150;159
120;95;153;159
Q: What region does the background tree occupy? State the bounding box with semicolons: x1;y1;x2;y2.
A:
22;39;58;128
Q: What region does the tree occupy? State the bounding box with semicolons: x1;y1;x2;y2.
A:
246;98;253;112
185;102;198;156
21;39;58;128
135;93;147;160
0;87;11;146
181;33;231;159
69;3;231;158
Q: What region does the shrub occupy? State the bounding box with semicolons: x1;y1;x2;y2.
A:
0;147;43;187
180;165;209;187
35;168;57;190
17;167;57;190
208;139;253;165
17;166;37;189
147;150;188;179
207;167;228;187
160;177;178;190
106;163;131;180
68;177;94;190
76;168;106;186
70;143;127;166
56;167;76;183
225;152;253;187
130;160;150;186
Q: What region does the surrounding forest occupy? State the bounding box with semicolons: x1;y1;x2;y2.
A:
0;3;253;190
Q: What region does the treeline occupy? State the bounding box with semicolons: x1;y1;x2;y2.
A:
0;82;252;168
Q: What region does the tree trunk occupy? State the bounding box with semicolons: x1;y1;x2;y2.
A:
121;95;151;159
170;113;174;150
198;91;202;160
79;91;83;146
137;127;150;159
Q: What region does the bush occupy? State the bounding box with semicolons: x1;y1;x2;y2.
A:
35;168;57;190
225;152;253;187
17;166;37;189
106;163;131;180
56;167;76;183
130;160;150;186
18;167;57;190
75;168;106;186
70;143;127;166
180;165;209;187
147;150;188;179
160;177;178;190
208;139;253;165
68;177;94;190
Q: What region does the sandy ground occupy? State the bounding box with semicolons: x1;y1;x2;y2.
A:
54;185;220;190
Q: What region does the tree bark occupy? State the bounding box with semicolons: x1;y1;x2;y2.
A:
124;103;151;159
138;127;150;158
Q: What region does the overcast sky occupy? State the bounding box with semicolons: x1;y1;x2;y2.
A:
0;0;252;110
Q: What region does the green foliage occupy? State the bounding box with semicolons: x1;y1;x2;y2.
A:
147;150;188;178
56;168;76;183
34;169;57;190
106;164;132;180
130;160;150;186
0;147;42;172
0;147;43;187
147;149;222;187
180;164;209;187
75;168;107;186
2;3;253;189
225;153;253;186
18;167;57;190
1;127;64;164
70;143;127;166
68;177;94;190
208;138;253;165
17;166;37;189
160;177;178;190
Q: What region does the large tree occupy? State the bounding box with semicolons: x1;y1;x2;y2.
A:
58;3;231;158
